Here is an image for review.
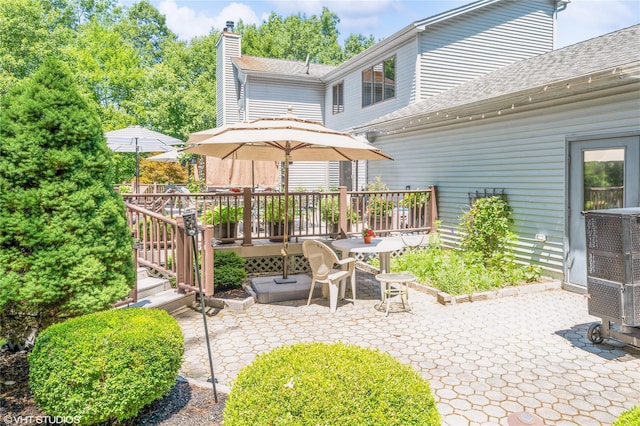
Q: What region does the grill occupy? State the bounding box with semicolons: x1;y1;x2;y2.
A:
585;208;640;327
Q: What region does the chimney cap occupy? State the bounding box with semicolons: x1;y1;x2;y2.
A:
225;21;235;32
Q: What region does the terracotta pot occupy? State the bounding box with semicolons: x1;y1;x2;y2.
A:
363;236;372;244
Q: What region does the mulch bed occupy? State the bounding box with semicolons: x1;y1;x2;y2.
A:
0;349;227;425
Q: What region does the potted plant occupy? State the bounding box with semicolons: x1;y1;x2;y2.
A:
202;205;244;243
400;190;430;228
320;197;359;234
366;177;393;231
362;227;376;244
264;196;296;242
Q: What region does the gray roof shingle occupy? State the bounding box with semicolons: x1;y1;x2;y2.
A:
233;56;337;79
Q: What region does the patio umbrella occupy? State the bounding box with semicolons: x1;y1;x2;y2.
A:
184;110;392;283
105;126;183;191
147;149;181;163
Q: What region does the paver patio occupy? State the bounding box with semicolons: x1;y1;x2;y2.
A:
174;273;640;426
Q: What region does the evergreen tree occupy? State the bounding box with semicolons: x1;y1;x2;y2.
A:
0;59;135;350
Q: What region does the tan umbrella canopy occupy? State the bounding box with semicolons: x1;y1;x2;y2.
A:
106;126;183;191
184;110;392;283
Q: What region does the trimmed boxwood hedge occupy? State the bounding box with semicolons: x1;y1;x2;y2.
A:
224;342;441;425
28;307;184;425
614;406;640;426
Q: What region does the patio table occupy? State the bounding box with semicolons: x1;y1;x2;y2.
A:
331;237;404;300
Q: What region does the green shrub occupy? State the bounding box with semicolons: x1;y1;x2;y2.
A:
224;342;441;425
614;406;640;426
459;195;515;265
214;251;247;291
29;308;184;425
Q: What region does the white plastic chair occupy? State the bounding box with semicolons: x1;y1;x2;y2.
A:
302;240;356;312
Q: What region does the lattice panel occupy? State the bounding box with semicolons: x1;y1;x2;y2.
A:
244;255;309;277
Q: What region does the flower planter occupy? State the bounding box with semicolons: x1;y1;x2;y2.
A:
213;222;238;244
267;221;294;242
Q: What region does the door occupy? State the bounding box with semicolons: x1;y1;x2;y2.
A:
567;136;640;287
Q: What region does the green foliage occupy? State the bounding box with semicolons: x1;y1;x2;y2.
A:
400;190;430;208
614;406;640;426
264;196;297;223
366;177;393;217
391;246;541;296
202;205;244;225
237;7;373;65
320;196;358;224
459;195;515;265
28;308;184;425
224;342;440;425
214;251;247;291
0;59;134;350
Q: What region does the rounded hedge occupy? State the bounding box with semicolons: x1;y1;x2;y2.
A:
28;307;184;425
224;342;441;425
614;406;640;426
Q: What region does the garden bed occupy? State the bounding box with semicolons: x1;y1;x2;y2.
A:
407;279;562;305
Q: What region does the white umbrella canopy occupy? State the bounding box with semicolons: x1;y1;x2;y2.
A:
147;149;181;163
185;111;392;283
105;126;184;191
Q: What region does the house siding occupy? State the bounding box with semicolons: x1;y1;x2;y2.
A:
244;77;336;191
245;77;325;121
419;0;554;98
367;88;640;276
216;33;241;125
324;39;419;132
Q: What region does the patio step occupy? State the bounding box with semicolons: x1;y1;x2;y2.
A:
126;267;195;313
128;289;196;313
137;275;172;299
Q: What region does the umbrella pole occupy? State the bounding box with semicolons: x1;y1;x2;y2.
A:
274;150;296;284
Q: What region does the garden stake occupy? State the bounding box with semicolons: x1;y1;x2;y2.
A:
182;211;218;403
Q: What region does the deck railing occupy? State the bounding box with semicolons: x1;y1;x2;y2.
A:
123;186;437;298
124;186;437;245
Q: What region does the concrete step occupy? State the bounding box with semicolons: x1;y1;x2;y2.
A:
137;276;172;299
137;267;149;280
128;289;196;313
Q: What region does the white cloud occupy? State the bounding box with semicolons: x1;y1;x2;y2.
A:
157;0;261;40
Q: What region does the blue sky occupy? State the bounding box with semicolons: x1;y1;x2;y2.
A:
118;0;640;48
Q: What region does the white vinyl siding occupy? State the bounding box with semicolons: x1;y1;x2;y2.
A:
367;89;640;276
216;33;241;125
245;77;325;121
419;0;554;98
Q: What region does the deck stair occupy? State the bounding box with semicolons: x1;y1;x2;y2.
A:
127;268;195;313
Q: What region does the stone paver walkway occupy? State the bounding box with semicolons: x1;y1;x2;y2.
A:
174;274;640;425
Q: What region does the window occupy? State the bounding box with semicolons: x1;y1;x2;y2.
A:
332;82;344;115
362;56;395;107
